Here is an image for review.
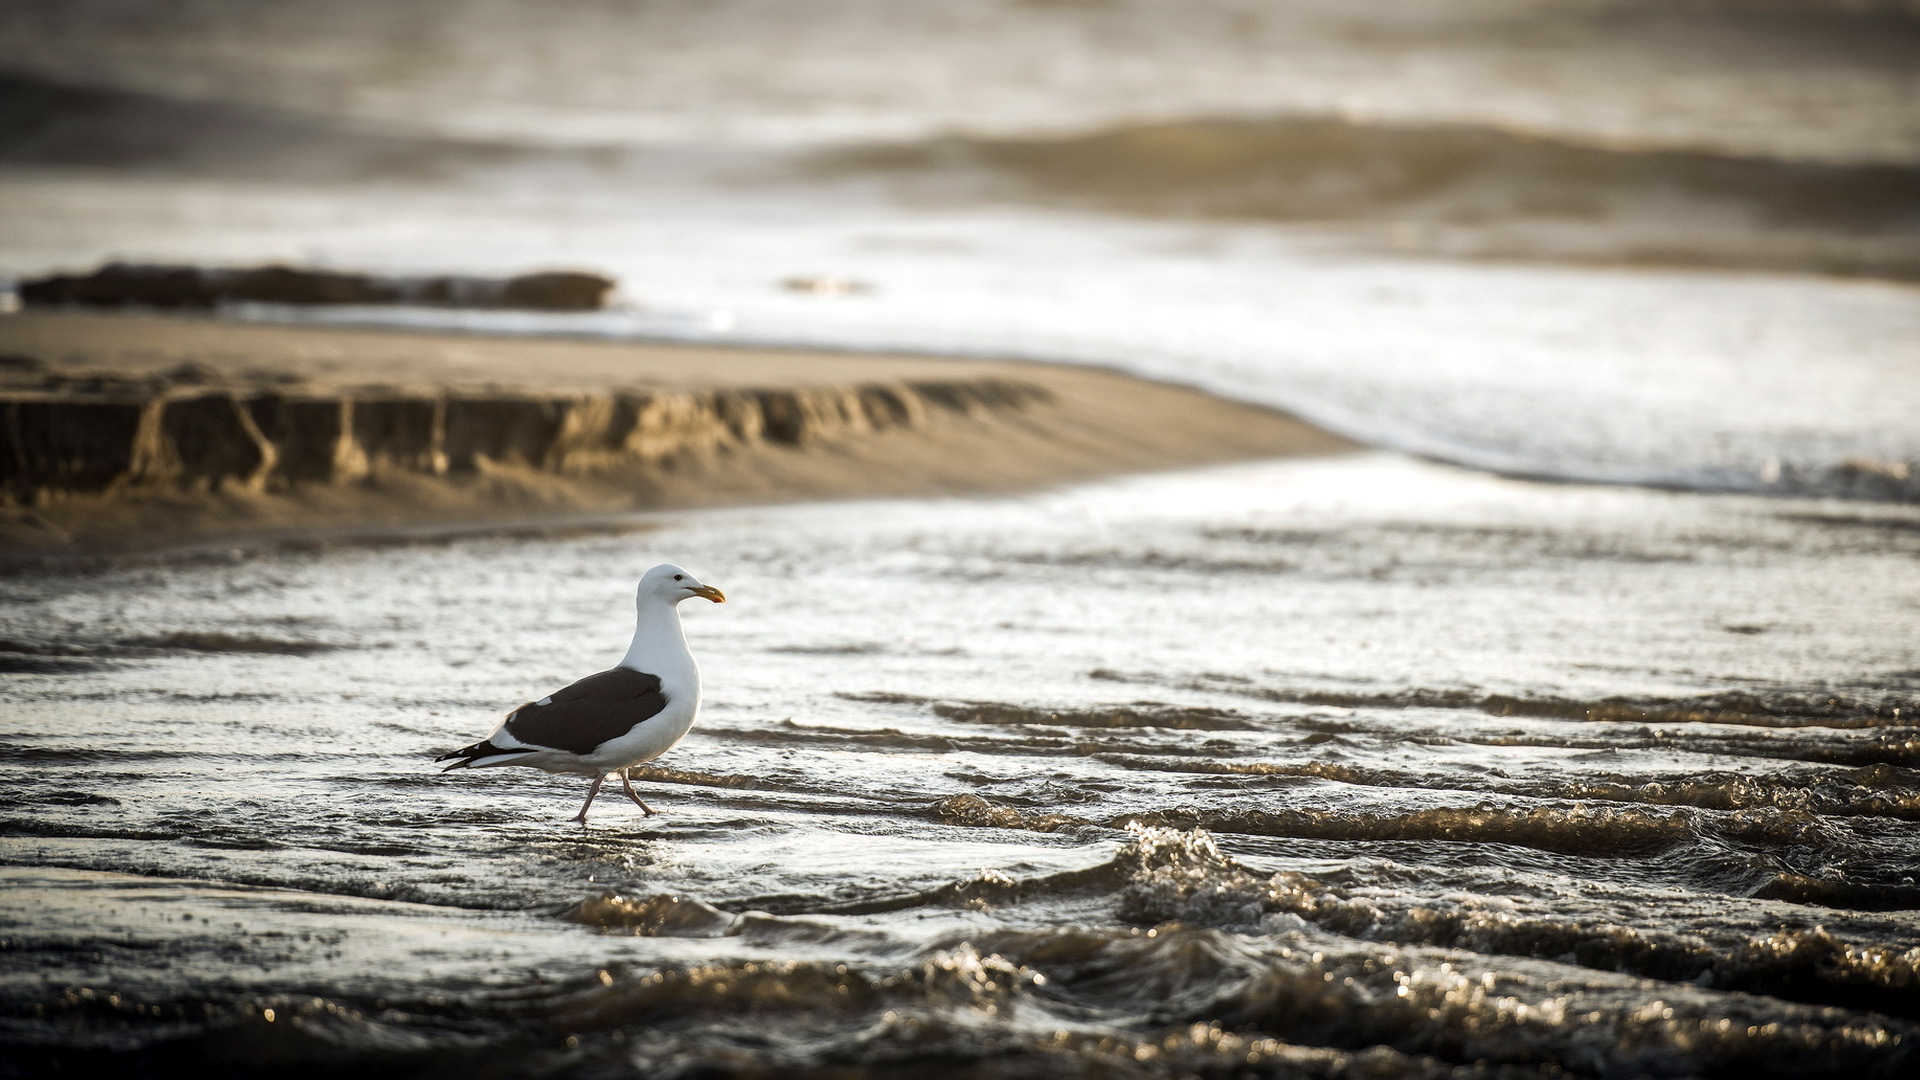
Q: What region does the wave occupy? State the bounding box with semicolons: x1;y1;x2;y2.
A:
1104;826;1920;1016
21;827;1919;1079
891;825;1920;1017
10;68;1914;287
8;948;1498;1080
1439;727;1920;770
27;957;1912;1080
926;796;1919;912
1097;754;1920;821
565;893;904;956
932;701;1258;732
853;682;1920;741
896;683;1920;775
116;631;339;656
9;829;1918;1079
815;115;1920;283
1087;670;1920;732
0;632;337;667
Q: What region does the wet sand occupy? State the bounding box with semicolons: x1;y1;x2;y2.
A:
0;311;1351;555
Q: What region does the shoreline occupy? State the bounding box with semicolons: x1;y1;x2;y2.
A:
0;310;1354;555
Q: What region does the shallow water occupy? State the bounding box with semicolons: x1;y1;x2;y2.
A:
5;454;1918;1076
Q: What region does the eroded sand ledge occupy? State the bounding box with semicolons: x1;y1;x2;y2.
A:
0;311;1351;554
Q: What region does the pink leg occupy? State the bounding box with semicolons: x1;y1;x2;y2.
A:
571;774;607;823
619;771;657;816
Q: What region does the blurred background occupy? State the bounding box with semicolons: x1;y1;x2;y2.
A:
2;0;1917;495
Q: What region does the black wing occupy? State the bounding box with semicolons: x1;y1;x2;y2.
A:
499;667;669;756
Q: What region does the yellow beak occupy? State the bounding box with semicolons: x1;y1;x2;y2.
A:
690;584;727;604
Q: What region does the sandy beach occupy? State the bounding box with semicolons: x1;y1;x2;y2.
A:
0;311;1350;555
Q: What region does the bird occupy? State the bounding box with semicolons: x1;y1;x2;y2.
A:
436;563;726;822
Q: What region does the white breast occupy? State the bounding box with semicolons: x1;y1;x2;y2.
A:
594;588;706;772
585;674;701;772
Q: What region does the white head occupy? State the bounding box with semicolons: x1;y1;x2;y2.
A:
637;563;726;608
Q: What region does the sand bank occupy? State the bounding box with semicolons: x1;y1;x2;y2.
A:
0;311;1350;555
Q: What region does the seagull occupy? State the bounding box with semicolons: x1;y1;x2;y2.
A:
436;563;726;822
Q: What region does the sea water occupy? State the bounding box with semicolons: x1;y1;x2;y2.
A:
4;457;1918;1074
2;1;1918;1074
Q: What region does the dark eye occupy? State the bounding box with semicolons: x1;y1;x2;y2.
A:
674;574;684;581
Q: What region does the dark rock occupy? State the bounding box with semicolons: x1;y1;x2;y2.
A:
20;263;616;312
495;272;617;312
21;264;218;309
